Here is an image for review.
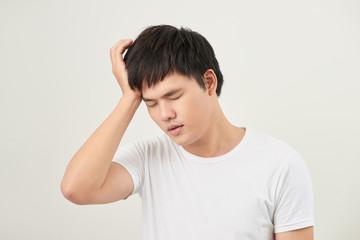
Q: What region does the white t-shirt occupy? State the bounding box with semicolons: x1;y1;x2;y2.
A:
112;127;315;240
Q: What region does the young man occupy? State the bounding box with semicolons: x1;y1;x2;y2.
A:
61;25;315;239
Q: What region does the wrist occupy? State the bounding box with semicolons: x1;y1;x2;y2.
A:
120;93;142;106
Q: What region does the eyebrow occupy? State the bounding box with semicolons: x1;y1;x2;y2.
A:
142;88;182;102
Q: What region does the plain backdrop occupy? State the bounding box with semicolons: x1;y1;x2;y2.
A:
1;0;359;239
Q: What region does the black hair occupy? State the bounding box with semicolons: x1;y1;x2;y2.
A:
124;25;224;96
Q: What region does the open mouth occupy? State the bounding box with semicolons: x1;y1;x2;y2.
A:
168;125;184;135
169;125;183;131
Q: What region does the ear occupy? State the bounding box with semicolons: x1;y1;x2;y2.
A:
203;69;218;96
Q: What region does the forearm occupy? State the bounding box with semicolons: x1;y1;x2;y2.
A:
61;95;141;201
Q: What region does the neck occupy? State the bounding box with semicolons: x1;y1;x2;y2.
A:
182;101;245;158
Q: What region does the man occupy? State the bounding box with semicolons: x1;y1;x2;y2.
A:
61;25;315;240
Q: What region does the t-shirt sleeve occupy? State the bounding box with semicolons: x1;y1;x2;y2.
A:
273;152;315;233
112;140;145;198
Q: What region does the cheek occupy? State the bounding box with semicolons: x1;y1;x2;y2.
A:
148;109;161;126
181;94;210;123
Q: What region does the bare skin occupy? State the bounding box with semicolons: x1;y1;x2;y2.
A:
60;38;313;239
141;70;246;158
275;226;314;240
61;39;245;204
60;39;141;204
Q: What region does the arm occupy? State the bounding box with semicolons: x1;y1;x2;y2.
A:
275;226;314;240
60;39;141;205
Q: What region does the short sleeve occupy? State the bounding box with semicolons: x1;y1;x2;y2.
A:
112;140;145;198
273;152;315;233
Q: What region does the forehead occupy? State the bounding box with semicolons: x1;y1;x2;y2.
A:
141;73;198;98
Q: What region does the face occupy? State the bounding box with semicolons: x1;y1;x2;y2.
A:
142;72;213;146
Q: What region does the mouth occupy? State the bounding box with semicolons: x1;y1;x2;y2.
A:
167;124;183;131
167;124;184;136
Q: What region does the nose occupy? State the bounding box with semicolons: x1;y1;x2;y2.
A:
159;102;176;121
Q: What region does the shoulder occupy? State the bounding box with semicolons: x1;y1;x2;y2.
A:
117;134;177;156
246;128;303;165
248;128;299;152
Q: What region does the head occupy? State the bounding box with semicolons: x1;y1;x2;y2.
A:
124;24;223;96
124;25;224;146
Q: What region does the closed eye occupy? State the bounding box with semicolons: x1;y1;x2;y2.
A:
144;93;182;107
147;102;158;108
169;94;182;100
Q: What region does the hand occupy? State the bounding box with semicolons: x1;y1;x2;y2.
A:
110;39;141;99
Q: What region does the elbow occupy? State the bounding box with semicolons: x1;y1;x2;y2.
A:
60;179;89;205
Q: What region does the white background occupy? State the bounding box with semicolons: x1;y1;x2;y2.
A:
1;0;359;239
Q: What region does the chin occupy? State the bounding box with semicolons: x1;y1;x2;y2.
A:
169;137;185;146
167;134;187;146
170;134;198;147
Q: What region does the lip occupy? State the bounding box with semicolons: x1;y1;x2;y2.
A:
167;124;183;131
167;124;184;136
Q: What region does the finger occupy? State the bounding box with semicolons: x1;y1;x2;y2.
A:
112;38;132;49
118;39;133;54
112;39;133;57
111;40;133;69
110;39;133;64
